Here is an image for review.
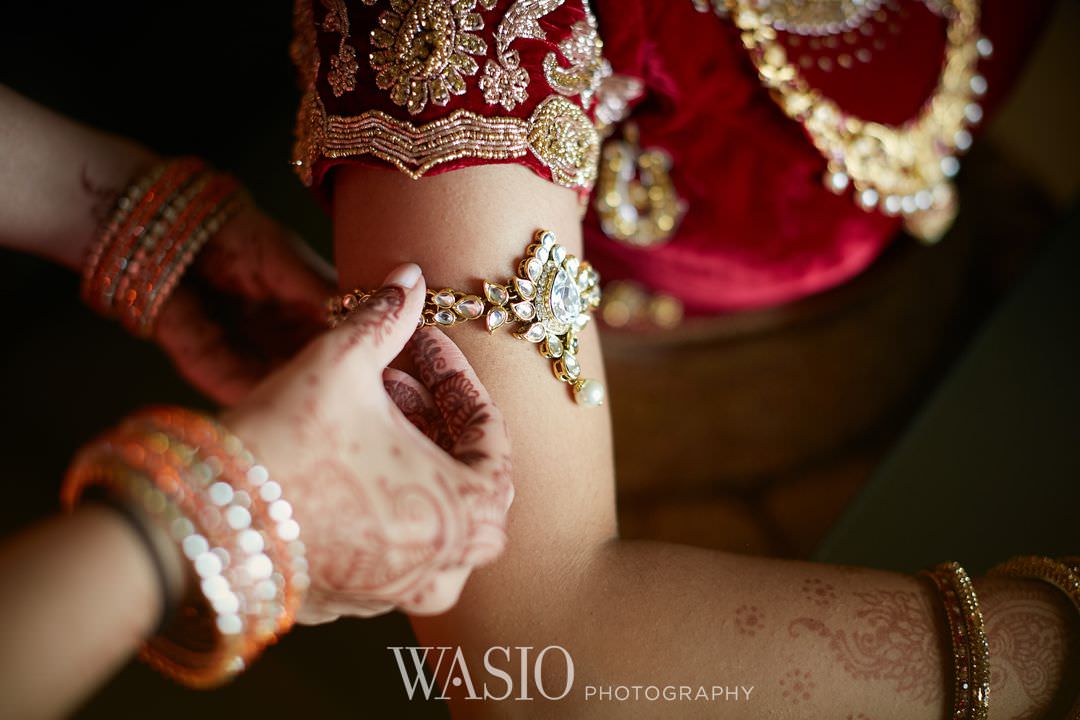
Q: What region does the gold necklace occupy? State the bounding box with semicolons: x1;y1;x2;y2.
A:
727;0;992;242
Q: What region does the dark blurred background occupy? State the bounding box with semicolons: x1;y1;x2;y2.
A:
1;2;1078;718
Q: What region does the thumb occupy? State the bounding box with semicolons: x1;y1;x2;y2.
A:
324;263;426;370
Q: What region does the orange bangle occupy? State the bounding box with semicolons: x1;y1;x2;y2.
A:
62;407;307;688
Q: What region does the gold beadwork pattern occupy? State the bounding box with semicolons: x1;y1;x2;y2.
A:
481;0;564;110
292;0;604;192
320;109;530;179
323;0;358;96
527;95;599;189
593;73;644;138
542;3;610;108
369;0;492;115
595;123;685;247
328;230;605;406
727;0;989;243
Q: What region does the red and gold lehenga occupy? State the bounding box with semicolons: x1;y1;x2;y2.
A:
290;0;1052;554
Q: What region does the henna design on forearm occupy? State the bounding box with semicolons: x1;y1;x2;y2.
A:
979;581;1071;720
779;668;816;706
735;604;764;637
788;590;944;705
80;164;122;230
801;577;838;608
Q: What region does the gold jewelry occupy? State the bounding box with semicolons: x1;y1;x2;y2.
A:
595;123;687;248
330;229;606;407
727;0;990;243
989;555;1080;720
922;561;990;720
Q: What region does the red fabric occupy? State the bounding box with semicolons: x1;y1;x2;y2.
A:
305;0;1053;316
583;0;1053;315
309;0;595;192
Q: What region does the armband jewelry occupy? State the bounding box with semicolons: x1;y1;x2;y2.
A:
922;561;990;720
62;407;308;688
329;229;606;407
82;157;247;337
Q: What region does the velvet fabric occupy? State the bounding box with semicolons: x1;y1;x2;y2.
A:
303;0;1053;315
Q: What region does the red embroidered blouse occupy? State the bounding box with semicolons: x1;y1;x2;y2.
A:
292;0;1051;316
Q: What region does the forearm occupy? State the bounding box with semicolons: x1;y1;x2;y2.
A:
0;85;156;269
332;166;1077;719
0;506;164;719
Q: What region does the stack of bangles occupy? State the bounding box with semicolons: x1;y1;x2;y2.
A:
82;156;247;337
923;557;1080;719
62;407;307;688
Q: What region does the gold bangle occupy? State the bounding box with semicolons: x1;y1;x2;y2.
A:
989;555;1080;720
922;561;991;720
329;229;606;407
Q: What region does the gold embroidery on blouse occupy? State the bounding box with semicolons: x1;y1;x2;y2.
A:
369;0;491;115
322;0;358;96
542;3;610;108
320;109;530;178
480;0;564;110
595;123;685;247
593;73;643;138
527;95;599;189
730;0;989;242
292;0;323;186
291;0;600;192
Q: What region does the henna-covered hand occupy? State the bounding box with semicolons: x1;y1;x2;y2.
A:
220;265;513;624
154;204;336;405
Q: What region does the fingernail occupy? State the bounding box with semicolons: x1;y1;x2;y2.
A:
382;263;422;289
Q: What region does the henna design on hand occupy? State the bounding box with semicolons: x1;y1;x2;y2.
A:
735;604;764;637
334;286;405;363
788;590;943;705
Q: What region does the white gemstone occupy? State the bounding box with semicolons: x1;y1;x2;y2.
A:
277;519;301;541
183;534;209;560
550;268;583;324
239;529;264;554
226;506;251;530
574;313;590;331
545;335;563;358
486;307;508;332
883;195;902;215
535;245;550;263
970;74;987;96
573;379;606;407
954;129;973;152
976;37;993;58
519;323;546;343
434;310;456;326
551;245;567;263
901;195;918;215
246;465;269;486
453;296;482;319
525;258;543;282
259;481;282;502
217;614;243;635
915;190;933;210
941;156;960;178
964;103;983;124
562;353;581;380
514;277;536;300
195;551;223;578
858;188;879;209
539;231;556;249
483;282;508;305
511;300;535;321
269;499;292;522
433;291;455;308
208;481;233;506
564;256;580;277
829;171;850;193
